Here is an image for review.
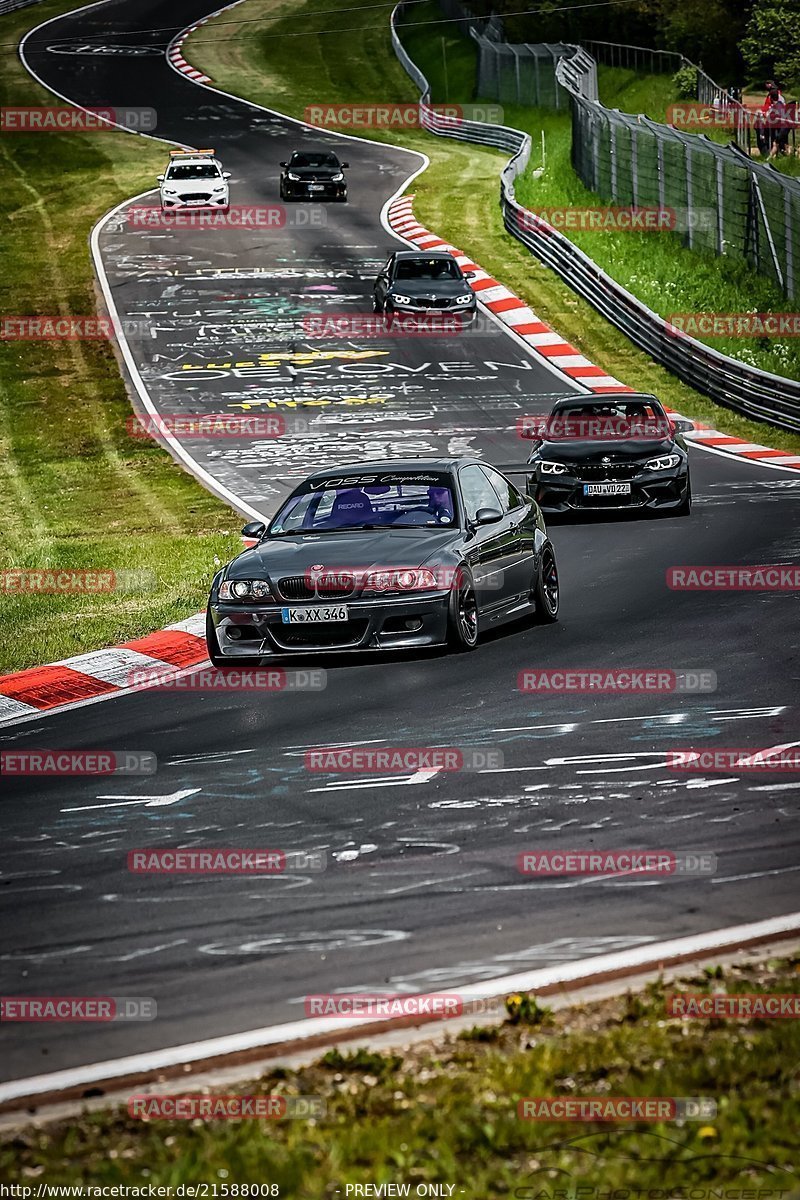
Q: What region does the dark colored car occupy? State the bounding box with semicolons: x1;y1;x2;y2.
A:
279;149;348;201
524;392;693;516
372;251;477;319
206;458;559;661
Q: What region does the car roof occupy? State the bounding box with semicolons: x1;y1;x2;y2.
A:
393;250;456;260
303;458;480;480
552;391;661;408
290;147;339;156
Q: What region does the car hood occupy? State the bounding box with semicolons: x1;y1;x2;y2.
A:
287;166;341;178
165;180;222;193
533;437;678;463
389;279;468;298
227;528;458;577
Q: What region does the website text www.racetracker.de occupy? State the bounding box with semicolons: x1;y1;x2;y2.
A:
0;1188;281;1198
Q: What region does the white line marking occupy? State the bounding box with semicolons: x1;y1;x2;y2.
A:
1;911;797;1105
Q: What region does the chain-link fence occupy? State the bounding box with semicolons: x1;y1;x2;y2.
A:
566;84;800;298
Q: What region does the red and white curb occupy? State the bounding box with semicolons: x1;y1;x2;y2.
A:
0;910;797;1113
0;614;206;726
387;195;800;470
167;19;215;83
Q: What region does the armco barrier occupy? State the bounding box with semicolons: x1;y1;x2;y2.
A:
390;1;800;433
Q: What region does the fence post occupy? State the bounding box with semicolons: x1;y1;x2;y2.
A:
786;190;795;299
657;133;665;213
685;140;695;249
716;157;725;255
610;119;618;199
631;123;639;207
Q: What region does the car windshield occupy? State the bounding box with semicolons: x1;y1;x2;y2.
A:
290;153;339;168
395;258;461;281
167;164;220;180
269;478;457;534
546;400;670;440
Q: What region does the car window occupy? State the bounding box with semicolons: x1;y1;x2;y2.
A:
166;164;221;180
290;152;339;168
269;480;457;534
459;466;503;522
483;466;524;512
395;258;461;281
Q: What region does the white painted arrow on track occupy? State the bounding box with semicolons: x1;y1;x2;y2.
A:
61;788;201;813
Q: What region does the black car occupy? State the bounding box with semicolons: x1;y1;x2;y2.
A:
524;392;693;516
206;458;559;661
279;149;348;201
372;251;477;319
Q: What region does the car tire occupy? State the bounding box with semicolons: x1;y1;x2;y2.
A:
372;294;381;313
531;543;560;623
447;568;479;652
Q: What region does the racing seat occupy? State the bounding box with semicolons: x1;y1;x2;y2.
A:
322;489;376;527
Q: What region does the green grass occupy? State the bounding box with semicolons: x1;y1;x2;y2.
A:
0;0;242;674
185;0;800;453
3;957;797;1194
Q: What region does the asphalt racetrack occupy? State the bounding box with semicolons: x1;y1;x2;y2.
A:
2;0;798;1085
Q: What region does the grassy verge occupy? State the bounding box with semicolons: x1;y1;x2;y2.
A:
0;0;241;673
3;955;797;1192
184;0;800;452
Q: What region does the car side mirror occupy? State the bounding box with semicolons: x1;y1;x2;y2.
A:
463;270;476;279
241;521;266;540
341;162;350;168
671;418;694;434
279;161;287;167
475;507;503;526
223;171;232;179
157;174;165;182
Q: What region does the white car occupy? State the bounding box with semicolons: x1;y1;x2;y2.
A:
157;149;230;211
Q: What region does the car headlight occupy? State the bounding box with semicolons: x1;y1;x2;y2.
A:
391;294;412;305
287;172;301;181
644;454;681;471
219;579;272;601
162;187;178;195
363;568;439;593
331;172;344;182
456;294;474;305
212;183;227;192
537;460;568;475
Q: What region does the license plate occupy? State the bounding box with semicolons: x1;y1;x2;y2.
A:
584;482;631;496
281;605;348;624
308;184;325;191
186;199;207;206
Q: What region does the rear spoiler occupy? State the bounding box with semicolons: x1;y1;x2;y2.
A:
170;148;216;156
494;463;533;475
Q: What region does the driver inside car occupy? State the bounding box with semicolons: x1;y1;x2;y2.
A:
426;486;453;523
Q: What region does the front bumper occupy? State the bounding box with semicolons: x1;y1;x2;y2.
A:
283;179;346;200
386;299;476;318
160;192;229;209
209;591;451;656
532;468;689;513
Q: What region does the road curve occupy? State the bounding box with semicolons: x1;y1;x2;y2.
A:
2;0;798;1085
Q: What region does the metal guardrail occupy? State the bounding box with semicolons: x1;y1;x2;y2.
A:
390;1;800;433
